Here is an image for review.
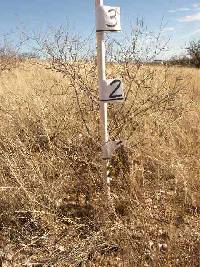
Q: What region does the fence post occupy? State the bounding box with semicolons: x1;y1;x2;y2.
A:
95;0;123;212
95;0;111;206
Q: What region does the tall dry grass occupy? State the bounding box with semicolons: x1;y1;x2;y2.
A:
0;59;200;266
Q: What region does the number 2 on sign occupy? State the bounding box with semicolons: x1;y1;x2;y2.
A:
100;79;124;102
109;80;122;99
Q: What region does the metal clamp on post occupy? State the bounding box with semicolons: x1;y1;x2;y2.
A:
102;140;123;160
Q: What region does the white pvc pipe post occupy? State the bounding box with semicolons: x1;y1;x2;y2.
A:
95;0;111;205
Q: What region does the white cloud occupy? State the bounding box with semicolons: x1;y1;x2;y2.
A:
178;8;191;11
168;10;176;13
181;28;200;39
168;7;191;13
193;3;200;8
162;27;175;32
177;12;200;22
189;28;200;36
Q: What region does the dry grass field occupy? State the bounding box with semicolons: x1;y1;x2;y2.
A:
0;60;200;266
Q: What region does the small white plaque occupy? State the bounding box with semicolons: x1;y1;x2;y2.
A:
96;5;121;32
100;79;124;102
102;140;123;159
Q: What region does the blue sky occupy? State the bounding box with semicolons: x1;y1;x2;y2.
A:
0;0;200;58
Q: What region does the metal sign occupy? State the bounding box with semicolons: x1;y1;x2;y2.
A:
96;5;121;32
102;140;123;159
100;79;124;102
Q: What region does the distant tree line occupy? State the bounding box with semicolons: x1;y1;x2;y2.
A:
162;40;200;68
1;35;200;68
